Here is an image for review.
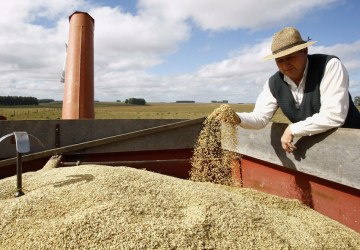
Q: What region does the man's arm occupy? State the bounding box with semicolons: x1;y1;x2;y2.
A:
237;80;278;129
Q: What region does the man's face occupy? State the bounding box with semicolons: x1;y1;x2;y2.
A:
275;49;308;84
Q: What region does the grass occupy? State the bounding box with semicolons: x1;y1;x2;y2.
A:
1;102;291;123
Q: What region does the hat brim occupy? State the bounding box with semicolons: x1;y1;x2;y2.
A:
262;41;317;60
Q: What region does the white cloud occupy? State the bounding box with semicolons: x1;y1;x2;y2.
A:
0;0;359;105
91;6;190;71
138;0;339;31
92;39;277;103
312;40;360;71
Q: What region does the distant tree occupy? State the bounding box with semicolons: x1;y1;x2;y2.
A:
126;98;146;105
176;101;195;103
355;96;360;106
38;99;55;103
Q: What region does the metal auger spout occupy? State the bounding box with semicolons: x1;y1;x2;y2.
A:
61;11;95;119
0;132;43;197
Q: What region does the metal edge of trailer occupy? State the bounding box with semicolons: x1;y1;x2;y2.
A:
222;122;360;233
0;118;205;178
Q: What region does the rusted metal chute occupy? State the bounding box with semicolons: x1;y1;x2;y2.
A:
62;11;95;119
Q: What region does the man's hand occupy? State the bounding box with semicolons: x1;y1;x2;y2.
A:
281;126;296;153
222;112;240;124
211;105;241;125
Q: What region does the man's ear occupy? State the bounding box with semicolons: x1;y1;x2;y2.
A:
303;48;308;55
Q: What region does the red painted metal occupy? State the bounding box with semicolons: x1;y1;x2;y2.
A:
62;149;194;179
62;11;95;119
0;158;49;179
0;149;194;180
238;155;360;233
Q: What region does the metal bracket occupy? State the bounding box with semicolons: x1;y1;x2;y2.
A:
0;132;31;197
13;132;30;153
55;124;60;148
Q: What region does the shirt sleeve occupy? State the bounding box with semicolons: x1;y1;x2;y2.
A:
236;80;278;129
289;58;350;137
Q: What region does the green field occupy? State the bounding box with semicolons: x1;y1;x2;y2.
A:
0;102;289;123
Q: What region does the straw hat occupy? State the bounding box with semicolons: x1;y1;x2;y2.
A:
263;27;317;60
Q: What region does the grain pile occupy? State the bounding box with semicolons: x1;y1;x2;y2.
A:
1;165;359;249
190;104;240;186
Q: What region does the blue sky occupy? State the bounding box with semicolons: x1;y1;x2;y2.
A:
0;0;359;103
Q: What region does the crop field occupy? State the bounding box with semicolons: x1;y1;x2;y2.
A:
0;102;292;123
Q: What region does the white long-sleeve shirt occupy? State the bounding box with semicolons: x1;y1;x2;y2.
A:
237;57;350;137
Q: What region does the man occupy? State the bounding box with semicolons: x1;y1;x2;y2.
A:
233;27;360;153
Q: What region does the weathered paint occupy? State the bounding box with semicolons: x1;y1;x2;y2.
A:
236;156;360;233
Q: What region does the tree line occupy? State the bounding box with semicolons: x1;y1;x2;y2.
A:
0;95;358;106
0;96;39;105
0;96;57;105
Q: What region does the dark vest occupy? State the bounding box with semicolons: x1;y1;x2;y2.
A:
269;54;360;129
